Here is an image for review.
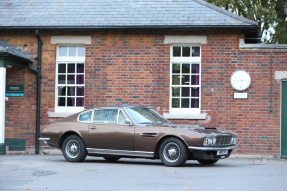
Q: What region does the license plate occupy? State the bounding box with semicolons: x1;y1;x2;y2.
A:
217;150;228;155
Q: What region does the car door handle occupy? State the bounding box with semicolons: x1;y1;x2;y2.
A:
90;126;97;129
140;133;157;137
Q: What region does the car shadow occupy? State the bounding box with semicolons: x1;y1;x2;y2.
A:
74;158;240;168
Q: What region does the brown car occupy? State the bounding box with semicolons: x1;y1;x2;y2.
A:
40;105;239;167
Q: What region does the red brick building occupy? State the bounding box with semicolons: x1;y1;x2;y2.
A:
0;0;286;158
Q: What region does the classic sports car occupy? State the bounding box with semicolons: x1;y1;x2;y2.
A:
40;105;239;167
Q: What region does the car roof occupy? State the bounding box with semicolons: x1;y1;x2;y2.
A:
92;105;149;110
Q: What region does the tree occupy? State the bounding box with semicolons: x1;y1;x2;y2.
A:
206;0;287;44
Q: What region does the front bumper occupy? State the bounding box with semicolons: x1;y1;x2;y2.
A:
188;145;240;160
188;145;240;151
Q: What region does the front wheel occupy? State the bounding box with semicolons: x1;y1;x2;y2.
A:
197;159;218;165
159;138;189;167
62;135;87;162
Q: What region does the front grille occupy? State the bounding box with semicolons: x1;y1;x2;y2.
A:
215;135;232;146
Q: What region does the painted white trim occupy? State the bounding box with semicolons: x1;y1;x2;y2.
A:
164;36;207;44
0;67;6;143
163;113;207;119
169;45;202;114
275;71;287;80
55;45;86;113
51;36;91;44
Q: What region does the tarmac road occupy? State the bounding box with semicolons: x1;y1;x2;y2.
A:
0;154;287;191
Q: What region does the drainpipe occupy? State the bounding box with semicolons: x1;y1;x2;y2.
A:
28;30;42;154
269;52;273;112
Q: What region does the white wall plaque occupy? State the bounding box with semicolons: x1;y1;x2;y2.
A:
234;93;248;99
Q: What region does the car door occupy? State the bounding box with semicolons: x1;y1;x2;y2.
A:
88;109;135;151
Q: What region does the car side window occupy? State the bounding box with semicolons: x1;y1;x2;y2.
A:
93;109;118;124
78;111;92;122
118;110;128;125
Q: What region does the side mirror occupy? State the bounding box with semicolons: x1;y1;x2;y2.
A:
125;119;132;126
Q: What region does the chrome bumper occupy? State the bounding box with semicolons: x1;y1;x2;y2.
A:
39;137;50;141
188;145;240;151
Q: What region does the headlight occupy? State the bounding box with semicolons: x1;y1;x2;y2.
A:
203;137;216;146
230;137;237;144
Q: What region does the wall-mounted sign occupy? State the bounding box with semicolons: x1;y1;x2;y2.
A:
6;84;24;97
234;93;248;99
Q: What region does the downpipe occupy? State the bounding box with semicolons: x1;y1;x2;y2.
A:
27;30;43;154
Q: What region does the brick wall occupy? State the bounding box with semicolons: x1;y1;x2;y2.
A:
1;29;286;155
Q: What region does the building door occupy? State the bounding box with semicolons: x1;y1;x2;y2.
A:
282;81;287;158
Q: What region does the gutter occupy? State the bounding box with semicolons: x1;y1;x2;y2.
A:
0;25;260;31
27;30;42;155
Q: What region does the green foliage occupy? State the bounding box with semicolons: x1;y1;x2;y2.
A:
206;0;287;44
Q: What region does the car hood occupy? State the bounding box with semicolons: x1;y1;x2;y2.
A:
171;124;235;135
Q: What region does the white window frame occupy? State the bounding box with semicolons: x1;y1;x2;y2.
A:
169;44;202;114
55;44;86;113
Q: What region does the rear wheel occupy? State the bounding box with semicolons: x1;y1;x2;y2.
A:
197;159;218;165
62;135;87;162
103;156;121;162
159;138;189;167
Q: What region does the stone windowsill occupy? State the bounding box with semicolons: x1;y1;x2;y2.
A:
163;113;207;120
48;112;75;118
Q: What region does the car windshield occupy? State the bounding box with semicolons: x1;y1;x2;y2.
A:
125;107;171;125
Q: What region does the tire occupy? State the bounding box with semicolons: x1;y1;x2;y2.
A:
159;138;189;167
197;159;218;165
103;156;121;162
62;135;87;162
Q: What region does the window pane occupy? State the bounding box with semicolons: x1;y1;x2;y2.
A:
182;87;190;97
93;109;118;123
77;86;84;96
172;87;180;97
79;111;92;122
58;64;66;73
182;47;190;57
191;75;199;85
191;98;199;108
68;64;75;73
58;75;66;84
182;64;190;73
67;75;75;84
76;97;84;107
191;87;200;97
118;110;127;124
191;64;200;74
181;98;189;108
172;63;180;73
173;47;181;57
58;86;66;96
182;75;190;85
76;75;85;84
67;97;75;106
172;75;180;85
192;47;200;57
172;98;180;108
78;47;85;57
58;97;65;106
68;46;76;56
59;46;67;56
67;86;75;96
77;63;85;73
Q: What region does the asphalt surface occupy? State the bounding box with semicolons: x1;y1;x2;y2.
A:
0;154;287;191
